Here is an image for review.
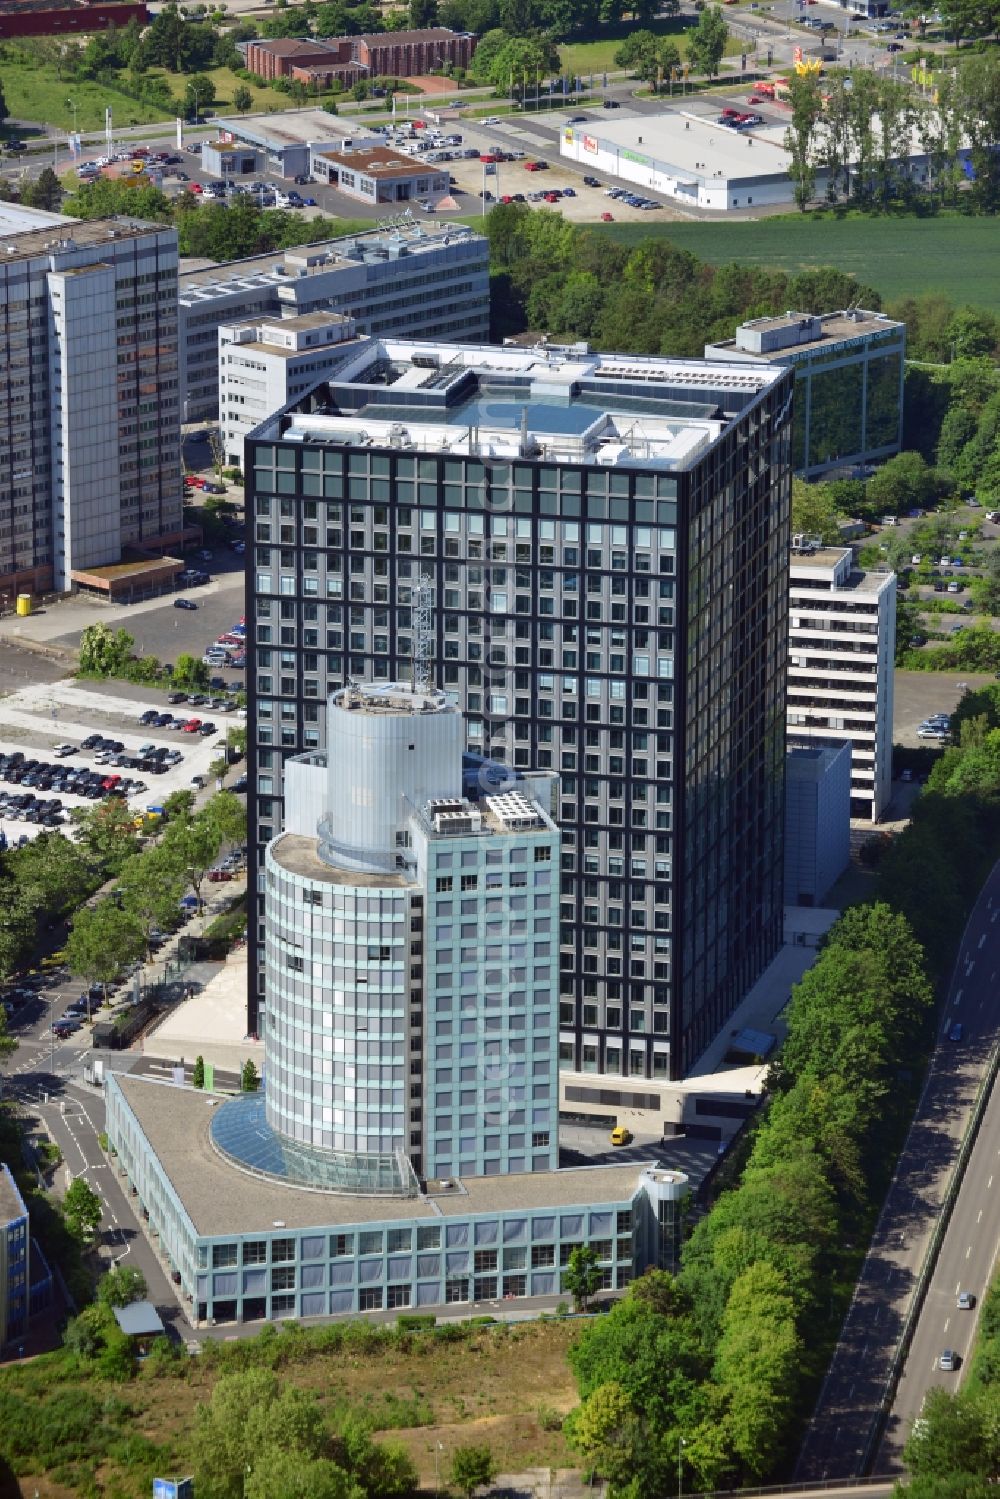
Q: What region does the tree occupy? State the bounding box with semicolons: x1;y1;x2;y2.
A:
78;622;137;677
246;1451;362;1499
173;651;210;690
241;1058;260;1092
409;0;438;23
687;4;728;78
791;478;845;544
614;30;662;90
62;177;173;224
65;899;145;998
184;71;216;119
0;1006;16;1065
161;811;224;912
448;1445;497;1498
233;82;253;112
70;800;141;875
784;71;822;211
0;79;8;127
563;1244;602;1312
64;1177;103;1241
97;1264;148;1308
204;789;248;850
118;846;186;954
21;166;62;211
193;1054;206;1089
866;451;945;517
567;1381;644;1488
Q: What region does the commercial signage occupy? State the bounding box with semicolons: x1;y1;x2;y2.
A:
583;134;598;154
621;148;651;167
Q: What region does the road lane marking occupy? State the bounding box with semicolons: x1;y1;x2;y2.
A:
989;1176;994;1190
980;934;987;948
955;989;964;1004
944;1317;951;1333
967;1245;972;1258
978;1210;984;1223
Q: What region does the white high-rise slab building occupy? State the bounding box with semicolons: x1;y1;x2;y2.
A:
0;215;183;596
788;543;896;822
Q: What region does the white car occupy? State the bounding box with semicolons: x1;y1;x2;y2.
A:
52;743;74;758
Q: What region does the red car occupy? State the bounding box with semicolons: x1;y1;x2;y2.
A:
185;475;206;489
100;774;121;791
182;718;202;733
208;868;235;882
601;211;614;221
188;182;204;194
524;160;540;171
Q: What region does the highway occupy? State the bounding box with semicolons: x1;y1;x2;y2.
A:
795;863;1000;1482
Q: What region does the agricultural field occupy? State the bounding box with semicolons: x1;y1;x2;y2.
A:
598;214;1000;315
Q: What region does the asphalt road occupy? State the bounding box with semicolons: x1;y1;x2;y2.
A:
794;862;1000;1482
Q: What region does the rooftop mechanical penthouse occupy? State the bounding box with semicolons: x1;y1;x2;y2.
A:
245;339;794;1087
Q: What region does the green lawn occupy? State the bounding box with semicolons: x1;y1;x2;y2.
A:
0;61;173;131
558;16;742;76
597;213;1000;314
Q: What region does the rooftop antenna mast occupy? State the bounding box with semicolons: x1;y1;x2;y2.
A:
411;572;434;694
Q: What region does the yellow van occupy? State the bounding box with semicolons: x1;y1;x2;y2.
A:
610;1125;633;1147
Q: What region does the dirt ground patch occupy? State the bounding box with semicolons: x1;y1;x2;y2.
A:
9;1320;583;1498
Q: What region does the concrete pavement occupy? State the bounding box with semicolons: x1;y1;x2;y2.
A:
794;862;1000;1481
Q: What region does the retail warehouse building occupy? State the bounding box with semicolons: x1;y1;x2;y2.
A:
559;109;968;213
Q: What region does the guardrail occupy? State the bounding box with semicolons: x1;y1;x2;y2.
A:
860;1036;1000;1472
686;1478;893;1498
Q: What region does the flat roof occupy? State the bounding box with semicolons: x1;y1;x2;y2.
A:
258;337;784;467
114;1075;649;1236
214;109;374;150
565;109;792;185
709;308;905;359
318;145;438;178
0;216;172;267
0;1162;25;1225
178;220;484;304
271;831;413;887
113;1300;166;1337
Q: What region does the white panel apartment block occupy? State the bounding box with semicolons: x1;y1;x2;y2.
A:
788;545;896;822
0;217;182;595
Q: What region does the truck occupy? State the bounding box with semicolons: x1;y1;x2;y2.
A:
83;1057;106;1088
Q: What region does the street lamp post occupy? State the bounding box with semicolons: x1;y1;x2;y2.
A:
677;1436;686;1499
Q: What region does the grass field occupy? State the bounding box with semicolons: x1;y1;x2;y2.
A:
0;61;172;131
597;213;1000;313
559;20;743;75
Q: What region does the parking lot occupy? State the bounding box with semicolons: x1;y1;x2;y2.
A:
0;679;243;842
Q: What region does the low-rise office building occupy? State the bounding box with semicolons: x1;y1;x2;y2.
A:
788;542;896;822
311;145;450;205
704;309;905;478
219;313;358;469
179;220;489;422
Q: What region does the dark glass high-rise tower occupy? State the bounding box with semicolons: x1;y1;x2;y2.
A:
245;338;793;1085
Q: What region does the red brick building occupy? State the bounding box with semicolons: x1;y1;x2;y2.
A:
351;27;477;78
242;37;354;83
242;26;476;86
0;0;146;37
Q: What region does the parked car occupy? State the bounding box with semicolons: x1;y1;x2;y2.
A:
174;597;198;610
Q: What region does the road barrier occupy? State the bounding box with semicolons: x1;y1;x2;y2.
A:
861;1038;1000;1473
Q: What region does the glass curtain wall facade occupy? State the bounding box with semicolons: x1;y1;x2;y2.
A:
246;360;793;1082
787;328;904;477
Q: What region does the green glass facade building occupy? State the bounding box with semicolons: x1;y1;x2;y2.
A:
705;309;905;480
